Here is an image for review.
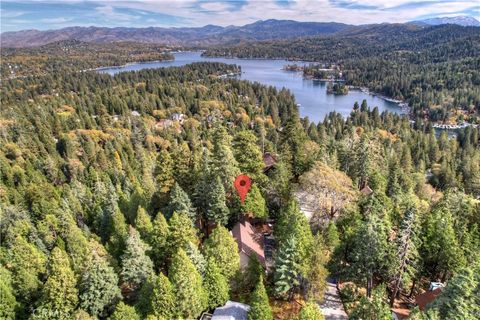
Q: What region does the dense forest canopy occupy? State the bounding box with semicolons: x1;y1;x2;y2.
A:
0;36;479;320
204;24;480;123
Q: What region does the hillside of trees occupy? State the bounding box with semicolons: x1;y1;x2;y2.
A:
0;40;175;79
1;59;479;319
204;24;480;124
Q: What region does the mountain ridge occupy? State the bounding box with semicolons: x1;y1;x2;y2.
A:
1;17;478;48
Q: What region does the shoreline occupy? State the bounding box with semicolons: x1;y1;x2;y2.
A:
92;53;477;130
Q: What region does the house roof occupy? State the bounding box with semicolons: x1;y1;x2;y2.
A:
360;185;373;195
212;301;250;320
231;220;266;267
262;153;277;172
415;288;443;310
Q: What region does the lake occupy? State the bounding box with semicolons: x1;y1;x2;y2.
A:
100;51;405;123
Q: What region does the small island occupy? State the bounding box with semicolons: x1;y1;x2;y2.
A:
327;82;349;95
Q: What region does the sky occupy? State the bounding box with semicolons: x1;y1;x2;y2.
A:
1;0;479;32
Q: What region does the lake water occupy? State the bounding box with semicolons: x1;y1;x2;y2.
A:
100;51;404;123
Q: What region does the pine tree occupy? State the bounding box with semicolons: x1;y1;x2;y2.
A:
167;182;196;222
151;273;176;319
185;241;207;276
421;203;465;281
205;176;230;225
150;212;170;270
242;184;268;218
298;302;325;320
5;235;46;306
248;276;273;320
274;237;300;299
427;262;480;319
211;126;240;191
0;266;17;320
233;130;265;180
204;258;230;309
349;285;391;320
349;214;395;297
194;148;213;217
108;208;128;259
137;273;176;319
275;201;314;276
306;235;328;301
324;221;339;252
109;302;140;320
390;208;419;306
120;227;154;290
173;141;194;192
79;250;121;317
169;249;207;319
154;149;174;194
242;254;264;294
134;206;153;241
203;226;240;280
167;212;198;257
37;247;78;319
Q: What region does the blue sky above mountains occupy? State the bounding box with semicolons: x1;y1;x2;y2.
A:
1;0;479;32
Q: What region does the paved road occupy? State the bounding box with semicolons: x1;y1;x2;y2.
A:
319;281;348;320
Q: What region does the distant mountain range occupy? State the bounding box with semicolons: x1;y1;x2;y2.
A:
1;16;478;48
411;16;480;27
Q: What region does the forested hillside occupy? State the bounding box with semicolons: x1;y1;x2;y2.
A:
1;59;479;320
204;24;480;123
0;40;175;79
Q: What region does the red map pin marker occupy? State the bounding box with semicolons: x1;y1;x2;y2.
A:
234;174;252;204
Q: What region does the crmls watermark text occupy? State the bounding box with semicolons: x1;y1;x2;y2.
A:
31;307;71;319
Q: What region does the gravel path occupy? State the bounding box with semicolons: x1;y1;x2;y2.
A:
320;281;348;320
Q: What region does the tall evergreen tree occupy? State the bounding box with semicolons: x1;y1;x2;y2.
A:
4;235;46;308
421;203;465;282
248;276;273;320
154;149;174;194
0;266;17;320
204;258;230;309
274;237;299;299
150;212;170;270
203;226;240;280
348;214;395;297
169;249;207;319
390;208;419;306
109;302;140;320
211;126;240;191
150;273;176;319
233;130;265;180
205;176;230;225
79;250;121;317
349;284;391;320
306;235;328;301
37;247;78;319
185;241;207;277
120;227;154;291
426;262;480;319
134;206;153;241
167;212;198;257
167;183;196;222
242;184;268;218
107;208;128;259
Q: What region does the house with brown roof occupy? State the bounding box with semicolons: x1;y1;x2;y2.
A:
231;220;266;269
262;152;277;173
360;184;373;196
415;287;443;310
